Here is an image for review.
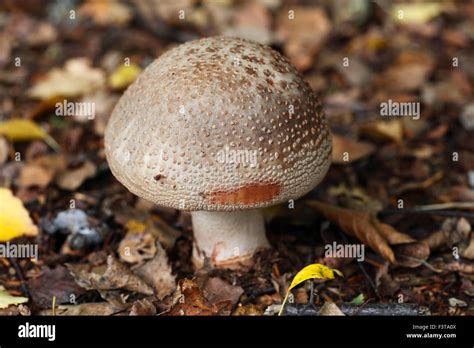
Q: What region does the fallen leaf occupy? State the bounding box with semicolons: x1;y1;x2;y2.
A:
233;303;265;316
203;277;244;308
166;279;229;316
277;7;331;71
448;297;467;308
360;120;404;143
28;58;105;100
287;264;342;293
27;266;86;308
0;119;47;142
134;242;176;299
307;200;415;263
349;293;365;305
67;255;154;295
381;52;434;92
279;263;342;315
422;217;471;252
56;160;97;191
108;63;141;89
319;302;345;316
332;134;375;164
18;164;54;188
80;0;132;26
0;188;38;242
392;242;430;268
391;3;444;25
0;304;30;316
118;232;156;264
129;298;157;316
0;287;28;309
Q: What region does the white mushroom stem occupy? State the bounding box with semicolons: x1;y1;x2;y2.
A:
191;209;270;268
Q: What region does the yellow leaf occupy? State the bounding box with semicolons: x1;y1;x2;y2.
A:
288;264;343;292
125;219;147;234
0;188;38;242
108;64;141;90
0;287;28;309
278;264;342;316
391;3;443;25
0;119;47;142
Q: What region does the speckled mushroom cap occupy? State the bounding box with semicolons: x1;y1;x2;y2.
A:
105;36;331;212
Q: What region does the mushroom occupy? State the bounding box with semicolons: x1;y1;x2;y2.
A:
105;36;332;269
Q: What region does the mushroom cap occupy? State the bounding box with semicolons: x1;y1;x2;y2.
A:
105;36;331;212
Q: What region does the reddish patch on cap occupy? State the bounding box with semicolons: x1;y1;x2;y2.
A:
205;182;281;205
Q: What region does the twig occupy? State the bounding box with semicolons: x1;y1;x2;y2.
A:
379;209;474;219
8;257;30;298
413;202;474;211
241;286;275;305
282;303;429;316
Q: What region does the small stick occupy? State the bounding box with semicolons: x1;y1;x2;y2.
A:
413;202;474;211
8;257;30;298
283;303;429;316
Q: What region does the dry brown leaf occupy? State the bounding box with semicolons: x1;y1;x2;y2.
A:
392;242;430;268
27;266;86;308
129;298;157;316
319;302;345;316
277;7;331;71
423;217;471;251
56;161;97;191
203;277;244;309
332;134;375;164
233;303;265;316
119;231;157;264
360;120;404;143
67;255;154;295
18;154;67;188
380;51;434;92
307;200;415;263
134;242;176;300
18;164;54;188
166;279;230;316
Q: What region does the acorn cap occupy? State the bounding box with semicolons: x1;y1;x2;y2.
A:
105;36;331;212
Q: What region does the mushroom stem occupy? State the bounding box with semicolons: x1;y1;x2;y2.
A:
191;209;270;268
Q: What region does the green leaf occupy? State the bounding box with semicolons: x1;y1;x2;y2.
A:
350;293;365;305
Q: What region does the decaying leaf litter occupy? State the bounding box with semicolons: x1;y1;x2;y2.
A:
0;0;473;316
